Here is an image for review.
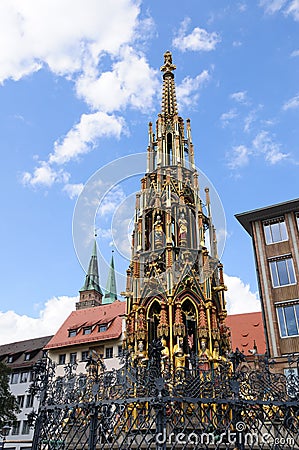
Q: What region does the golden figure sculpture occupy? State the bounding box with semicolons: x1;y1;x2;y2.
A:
154;215;163;247
174;336;186;371
161;338;169;373
178;212;188;245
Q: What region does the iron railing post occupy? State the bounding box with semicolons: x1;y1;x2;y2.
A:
88;404;98;450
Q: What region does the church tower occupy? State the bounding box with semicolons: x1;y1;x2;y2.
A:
124;51;230;374
76;239;103;310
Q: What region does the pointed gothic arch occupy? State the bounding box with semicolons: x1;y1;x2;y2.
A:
180;295;199;355
146;297;162;345
166;132;173;165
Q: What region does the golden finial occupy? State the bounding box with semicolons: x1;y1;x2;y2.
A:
160;51;176;75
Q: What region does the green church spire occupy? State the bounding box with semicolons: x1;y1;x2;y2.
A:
79;239;102;294
103;251;117;304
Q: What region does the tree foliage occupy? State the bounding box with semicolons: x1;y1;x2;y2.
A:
0;362;19;428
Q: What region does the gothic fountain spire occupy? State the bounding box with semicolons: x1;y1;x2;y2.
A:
125;52;229;376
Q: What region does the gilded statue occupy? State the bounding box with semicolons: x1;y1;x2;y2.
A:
178;212;187;244
154;215;163;247
174;336;186;371
161;338;169;373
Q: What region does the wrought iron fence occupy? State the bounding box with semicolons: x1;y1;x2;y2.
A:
29;344;299;449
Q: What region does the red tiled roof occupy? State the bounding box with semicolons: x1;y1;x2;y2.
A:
226;311;266;355
45;301;126;350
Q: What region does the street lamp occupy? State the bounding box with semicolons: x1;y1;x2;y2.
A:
0;425;11;450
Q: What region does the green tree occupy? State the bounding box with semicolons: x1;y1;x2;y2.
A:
0;362;19;428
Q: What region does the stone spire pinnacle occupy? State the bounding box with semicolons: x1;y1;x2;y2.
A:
81;239;101;292
77;237;102;310
160;51;178;117
103;251;117;304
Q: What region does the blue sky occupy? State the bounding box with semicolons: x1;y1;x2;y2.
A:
0;0;299;343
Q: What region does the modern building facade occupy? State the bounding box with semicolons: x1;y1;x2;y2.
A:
45;244;126;376
123;51;231;372
0;336;52;450
236;198;299;372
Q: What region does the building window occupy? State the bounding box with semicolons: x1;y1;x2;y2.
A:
26;394;34;408
70;353;77;364
58;354;66;365
269;256;296;287
29;371;35;382
11;421;21;436
17;395;25;408
68;329;77;337
7;355;14;363
296;213;299;230
105;347;113;359
98;324;107;332
20;372;29;383
263;217;288;244
24;353;31;361
277;303;299;337
11;372;19;384
81;351;89;362
83;326;92;335
22;421;30;435
118;345;123;357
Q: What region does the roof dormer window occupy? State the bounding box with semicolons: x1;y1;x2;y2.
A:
68;329;77;338
24;353;31;361
7;355;13;363
83;326;92;335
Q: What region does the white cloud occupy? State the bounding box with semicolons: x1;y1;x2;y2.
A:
220;109;238;127
290;49;299;57
244;108;260;132
252;130;289;164
0;0;140;83
76;47;159;113
286;0;299;20
283;94;299;110
259;0;288;14
232;41;242;47
98;185;127;217
227;130;289;169
96;228;113;240
225;274;261;314
4;1;159;194
22;162;69;187
176;70;210;109
63;183;84;199
173;18;221;52
238;2;247;11
0;296;76;344
260;0;299;20
227;145;250;169
49;112;125;165
230;91;248;104
22;112;125;187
